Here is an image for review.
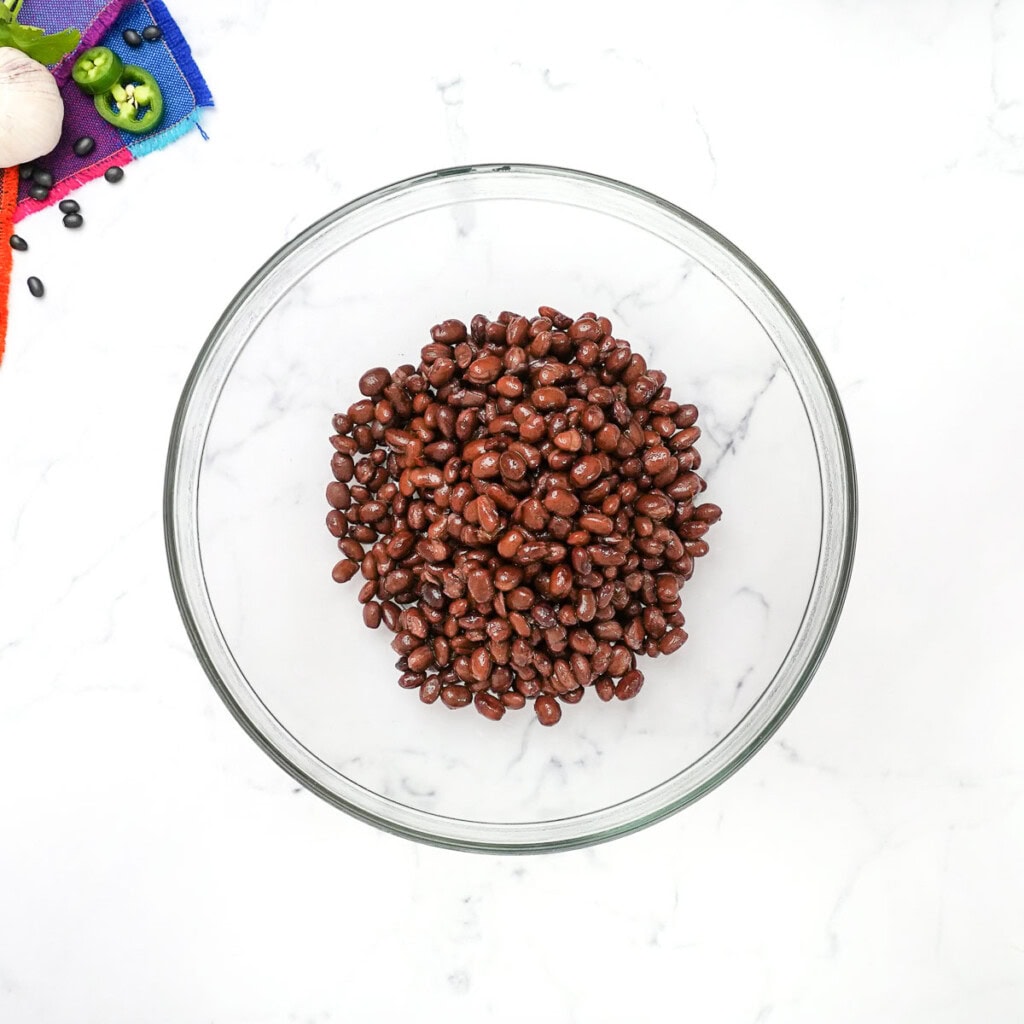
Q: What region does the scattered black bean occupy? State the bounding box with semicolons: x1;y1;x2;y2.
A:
73;136;96;158
62;213;84;229
59;200;80;215
28;184;50;201
19;164;35;181
122;28;143;47
104;167;125;184
142;25;162;41
27;277;44;298
31;168;53;188
9;235;27;252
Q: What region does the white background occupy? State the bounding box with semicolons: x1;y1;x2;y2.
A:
2;0;1023;1020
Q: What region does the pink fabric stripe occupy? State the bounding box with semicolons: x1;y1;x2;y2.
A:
13;150;134;224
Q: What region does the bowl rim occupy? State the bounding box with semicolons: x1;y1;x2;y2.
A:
164;162;858;854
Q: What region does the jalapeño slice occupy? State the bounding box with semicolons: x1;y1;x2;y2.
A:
72;47;124;96
94;66;164;135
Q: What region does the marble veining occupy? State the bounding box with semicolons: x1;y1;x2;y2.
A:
1;0;1022;1021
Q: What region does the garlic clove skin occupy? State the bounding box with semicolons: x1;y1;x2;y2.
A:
0;46;66;169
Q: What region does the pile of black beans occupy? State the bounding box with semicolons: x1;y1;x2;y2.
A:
326;307;721;726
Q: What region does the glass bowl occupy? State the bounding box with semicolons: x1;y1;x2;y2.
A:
164;164;857;853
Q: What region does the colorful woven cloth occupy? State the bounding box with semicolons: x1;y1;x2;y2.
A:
15;0;213;220
0;0;212;364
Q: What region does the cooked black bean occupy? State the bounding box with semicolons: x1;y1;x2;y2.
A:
9;235;27;252
441;684;472;708
62;213;84;229
27;277;44;298
123;28;143;46
534;695;561;726
19;164;35;181
31;168;53;188
73;137;96;158
325;306;719;721
59;200;80;215
331;559;359;583
142;24;163;40
615;669;645;700
29;185;50;201
474;691;504;720
104;167;125;183
359;367;391;397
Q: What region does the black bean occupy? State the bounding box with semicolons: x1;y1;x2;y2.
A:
29;185;50;201
31;168;53;188
9;235;27;252
62;213;84;230
104;167;125;184
142;25;163;40
73;137;96;158
19;164;35;181
27;277;44;298
123;28;143;47
59;200;80;215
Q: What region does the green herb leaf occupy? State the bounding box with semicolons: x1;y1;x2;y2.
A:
0;0;21;26
0;3;79;64
19;25;80;63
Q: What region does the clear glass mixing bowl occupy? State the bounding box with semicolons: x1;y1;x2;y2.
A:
164;164;857;852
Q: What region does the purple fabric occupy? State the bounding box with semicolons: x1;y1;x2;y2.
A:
38;74;125;170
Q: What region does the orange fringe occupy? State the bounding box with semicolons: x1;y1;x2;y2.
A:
0;166;18;368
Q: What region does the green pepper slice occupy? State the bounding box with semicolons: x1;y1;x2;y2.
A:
71;46;124;96
94;65;164;135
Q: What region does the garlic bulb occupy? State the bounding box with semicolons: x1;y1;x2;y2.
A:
0;46;64;168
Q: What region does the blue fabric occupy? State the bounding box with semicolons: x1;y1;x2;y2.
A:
105;0;212;148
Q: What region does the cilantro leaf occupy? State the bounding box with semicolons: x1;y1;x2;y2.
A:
15;25;80;64
0;0;20;26
0;4;80;64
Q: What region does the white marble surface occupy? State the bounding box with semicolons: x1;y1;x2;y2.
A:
1;0;1022;1020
